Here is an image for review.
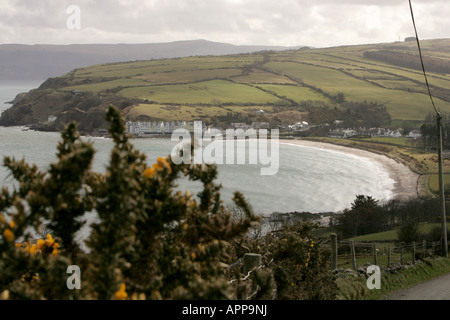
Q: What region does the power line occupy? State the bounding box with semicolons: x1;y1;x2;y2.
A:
408;0;447;258
408;0;438;114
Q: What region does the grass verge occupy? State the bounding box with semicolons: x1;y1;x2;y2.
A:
337;257;450;300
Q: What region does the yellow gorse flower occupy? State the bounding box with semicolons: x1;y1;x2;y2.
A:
155;157;171;172
37;239;45;249
115;283;128;300
3;229;14;242
143;167;155;178
46;233;55;246
143;157;172;178
17;234;59;256
29;244;38;255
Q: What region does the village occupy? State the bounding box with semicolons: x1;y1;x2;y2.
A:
125;119;423;140
327;127;422;139
125;120;275;136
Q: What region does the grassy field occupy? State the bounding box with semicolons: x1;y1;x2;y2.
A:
255;84;332;104
39;38;450;124
119;79;282;105
127;103;231;121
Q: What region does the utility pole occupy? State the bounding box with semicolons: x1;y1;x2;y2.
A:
437;112;448;258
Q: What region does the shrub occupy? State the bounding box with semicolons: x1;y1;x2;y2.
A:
229;220;338;300
397;222;421;243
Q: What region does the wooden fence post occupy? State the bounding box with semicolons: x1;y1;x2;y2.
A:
413;242;416;265
330;234;338;270
432;241;436;258
350;240;357;271
400;246;404;265
387;245;391;267
241;253;262;300
243;253;262;275
373;242;377;266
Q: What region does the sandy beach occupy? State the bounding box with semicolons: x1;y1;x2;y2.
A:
280;138;419;201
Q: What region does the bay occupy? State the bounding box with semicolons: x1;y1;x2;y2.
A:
0;81;395;215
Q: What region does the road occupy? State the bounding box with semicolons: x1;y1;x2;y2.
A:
385;272;450;300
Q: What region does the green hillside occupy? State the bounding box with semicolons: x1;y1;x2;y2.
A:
2;38;450;131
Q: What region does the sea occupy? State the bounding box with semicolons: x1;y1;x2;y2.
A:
0;80;396;216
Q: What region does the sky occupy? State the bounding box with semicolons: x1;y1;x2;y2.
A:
0;0;449;48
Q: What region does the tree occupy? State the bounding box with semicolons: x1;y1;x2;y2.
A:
336;195;386;238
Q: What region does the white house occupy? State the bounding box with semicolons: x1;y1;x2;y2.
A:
48;115;57;123
408;130;422;139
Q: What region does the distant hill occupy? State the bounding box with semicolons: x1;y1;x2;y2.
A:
0;40;302;80
2;38;450;133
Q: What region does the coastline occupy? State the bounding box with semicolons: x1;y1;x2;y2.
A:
280;138;419;202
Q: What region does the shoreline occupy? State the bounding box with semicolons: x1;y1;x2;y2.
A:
280;138;419;202
0;125;420;203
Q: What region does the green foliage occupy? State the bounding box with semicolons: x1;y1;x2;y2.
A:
397;221;421;243
0;105;336;300
229;220;338;300
267;222;338;300
335;195;386;238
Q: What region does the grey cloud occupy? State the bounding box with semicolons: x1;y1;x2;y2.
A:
0;0;449;47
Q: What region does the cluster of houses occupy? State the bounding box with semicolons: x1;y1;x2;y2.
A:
328;127;422;139
126;121;195;136
126;120;276;136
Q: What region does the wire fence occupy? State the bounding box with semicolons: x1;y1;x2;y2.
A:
227;253;276;300
329;233;443;270
224;234;446;299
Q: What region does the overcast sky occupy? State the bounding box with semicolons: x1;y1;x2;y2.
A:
1;0;449;48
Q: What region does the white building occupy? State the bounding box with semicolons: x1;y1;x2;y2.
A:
126;120;198;135
139;122;152;134
408;130;422;139
126;121;140;135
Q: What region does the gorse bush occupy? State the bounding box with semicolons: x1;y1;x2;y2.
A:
229;221;338;300
0;105;337;300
